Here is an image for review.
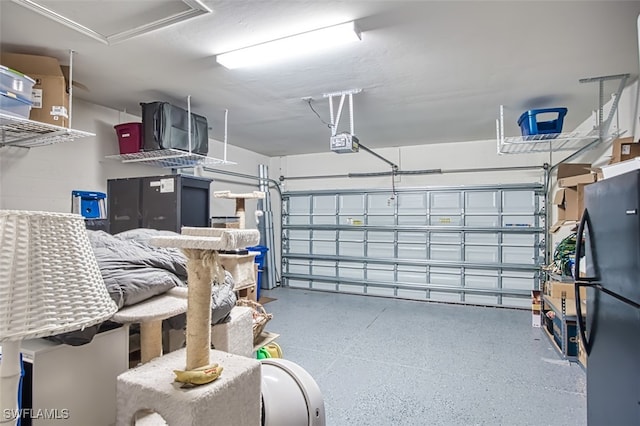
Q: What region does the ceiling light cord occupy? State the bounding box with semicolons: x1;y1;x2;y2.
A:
307;99;333;129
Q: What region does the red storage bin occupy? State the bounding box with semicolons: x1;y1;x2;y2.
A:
114;122;142;154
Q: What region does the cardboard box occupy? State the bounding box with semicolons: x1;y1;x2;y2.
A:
0;52;69;127
552;186;580;219
544;281;587;300
558;172;597;188
551;184;590;232
610;137;640;164
556;163;592;180
531;290;542;327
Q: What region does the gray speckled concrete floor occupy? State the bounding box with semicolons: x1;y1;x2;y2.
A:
260;287;585;426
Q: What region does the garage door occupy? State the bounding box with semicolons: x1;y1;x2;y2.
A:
281;184;545;308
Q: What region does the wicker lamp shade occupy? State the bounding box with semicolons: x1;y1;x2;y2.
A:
0;210;118;341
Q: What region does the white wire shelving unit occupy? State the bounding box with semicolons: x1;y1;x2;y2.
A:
496;73;629;155
0;112;95;148
106;98;236;169
497;129;602;155
105;149;236;168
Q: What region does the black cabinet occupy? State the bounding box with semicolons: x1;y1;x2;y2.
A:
108;174;212;234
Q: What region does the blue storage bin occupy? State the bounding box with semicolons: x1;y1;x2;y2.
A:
247;245;269;300
72;190;107;219
0;90;32;119
517;107;568;137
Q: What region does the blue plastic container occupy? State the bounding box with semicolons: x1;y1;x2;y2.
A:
517;107;568;137
0;90;32;119
72;190;106;219
247;245;269;300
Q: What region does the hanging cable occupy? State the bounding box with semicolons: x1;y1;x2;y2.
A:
306;99;333;129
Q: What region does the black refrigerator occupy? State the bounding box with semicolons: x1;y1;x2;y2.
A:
575;169;640;426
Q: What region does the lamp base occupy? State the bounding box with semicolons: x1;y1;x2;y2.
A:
0;341;21;425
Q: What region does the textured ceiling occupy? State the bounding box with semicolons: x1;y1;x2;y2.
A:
1;0;639;157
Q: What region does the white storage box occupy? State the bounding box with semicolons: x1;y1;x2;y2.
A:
601;157;640;179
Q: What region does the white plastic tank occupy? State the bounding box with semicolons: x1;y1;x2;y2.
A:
261;358;326;426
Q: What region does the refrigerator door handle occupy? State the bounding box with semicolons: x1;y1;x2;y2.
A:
575;282;594;355
575;208;598;282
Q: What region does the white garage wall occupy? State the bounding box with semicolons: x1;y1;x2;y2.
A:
0;98;270;228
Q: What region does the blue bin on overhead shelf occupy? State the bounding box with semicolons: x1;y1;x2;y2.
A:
247;245;269;301
517;107;568;138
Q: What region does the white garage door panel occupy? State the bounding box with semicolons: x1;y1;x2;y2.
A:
367;215;395;225
503;191;535;213
312;240;335;255
430;192;461;212
465;246;499;263
339;242;364;256
398;244;427;259
397;288;428;299
289;196;310;213
367;267;395;281
397;215;428;225
312;215;336;225
313;195;336;213
283;184;543;308
430;215;462;226
339;284;365;294
397;270;426;284
466;233;499;244
430;291;462;302
338;266;365;280
340;194;365;214
368;194;394;214
288;240;309;253
288;215;311;225
465;294;499;305
312;262;335;277
397;193;427;211
466;215;500;227
367;286;396;297
503;246;536;264
430;245;462;261
465;191;498;213
466;274;498;289
398;231;427;243
431;232;461;244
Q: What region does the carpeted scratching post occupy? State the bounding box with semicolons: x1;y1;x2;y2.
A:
153;228;260;369
112;287;188;364
116;228;261;426
214;191;265;229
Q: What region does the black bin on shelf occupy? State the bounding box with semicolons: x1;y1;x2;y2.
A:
107;174;212;234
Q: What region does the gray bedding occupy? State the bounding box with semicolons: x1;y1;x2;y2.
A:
87;229;237;324
88;229;188;309
52;228;236;346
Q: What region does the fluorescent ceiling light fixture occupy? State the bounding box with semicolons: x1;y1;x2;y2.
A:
216;21;361;69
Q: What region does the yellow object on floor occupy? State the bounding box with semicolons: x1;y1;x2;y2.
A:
264;342;283;358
